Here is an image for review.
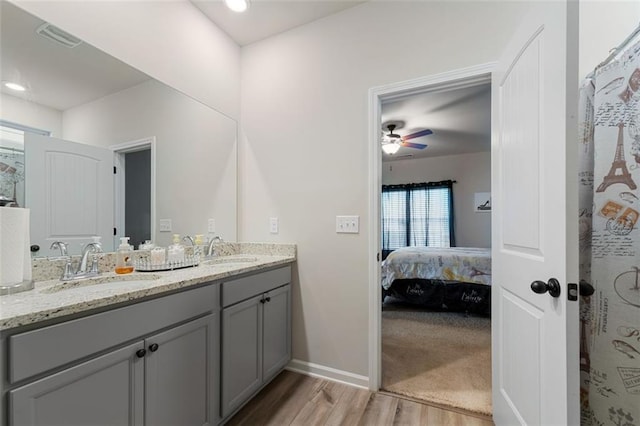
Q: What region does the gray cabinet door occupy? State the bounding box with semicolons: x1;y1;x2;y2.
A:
10;341;144;426
145;314;218;426
221;294;262;418
262;284;291;381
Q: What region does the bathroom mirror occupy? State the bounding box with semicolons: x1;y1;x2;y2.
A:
0;2;237;256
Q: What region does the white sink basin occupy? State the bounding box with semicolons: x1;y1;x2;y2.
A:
203;255;258;266
41;274;162;294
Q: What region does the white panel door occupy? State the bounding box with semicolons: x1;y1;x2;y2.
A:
491;1;579;425
25;134;114;256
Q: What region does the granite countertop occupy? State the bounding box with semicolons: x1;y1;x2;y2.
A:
0;243;296;331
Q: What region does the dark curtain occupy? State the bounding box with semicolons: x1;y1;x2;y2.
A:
381;180;455;256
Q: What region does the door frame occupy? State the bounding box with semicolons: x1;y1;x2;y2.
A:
111;137;156;249
367;63;496;391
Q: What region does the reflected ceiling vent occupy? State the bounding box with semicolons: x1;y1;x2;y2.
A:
36;23;83;48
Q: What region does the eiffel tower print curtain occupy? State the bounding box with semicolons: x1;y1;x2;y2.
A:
579;35;640;426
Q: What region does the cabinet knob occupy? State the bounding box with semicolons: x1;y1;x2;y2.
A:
265;296;271;302
260;298;266;304
149;343;159;352
136;349;147;358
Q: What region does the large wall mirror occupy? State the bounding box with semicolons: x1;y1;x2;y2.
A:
0;1;237;256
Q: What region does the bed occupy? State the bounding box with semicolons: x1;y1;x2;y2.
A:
381;247;492;315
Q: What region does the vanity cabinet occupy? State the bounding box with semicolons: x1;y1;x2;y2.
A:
145;315;217;426
4;284;219;426
220;266;291;419
11;341;145;425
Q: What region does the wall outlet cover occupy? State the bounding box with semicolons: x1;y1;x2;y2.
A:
270;217;279;234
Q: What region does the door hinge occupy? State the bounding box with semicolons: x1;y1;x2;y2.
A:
377;252;380;262
113;166;116;174
113;227;117;236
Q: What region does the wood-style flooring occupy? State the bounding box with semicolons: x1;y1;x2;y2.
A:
227;370;494;426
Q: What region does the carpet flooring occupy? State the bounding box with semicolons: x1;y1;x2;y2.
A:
381;300;492;416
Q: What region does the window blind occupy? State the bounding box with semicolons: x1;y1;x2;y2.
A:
381;180;455;251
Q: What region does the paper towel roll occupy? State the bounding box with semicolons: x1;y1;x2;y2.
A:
0;207;31;286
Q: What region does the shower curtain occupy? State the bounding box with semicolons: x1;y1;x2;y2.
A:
580;36;640;426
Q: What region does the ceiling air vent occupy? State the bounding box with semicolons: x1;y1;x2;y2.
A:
36;23;82;48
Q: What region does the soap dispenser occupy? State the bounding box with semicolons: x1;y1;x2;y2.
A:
115;237;134;274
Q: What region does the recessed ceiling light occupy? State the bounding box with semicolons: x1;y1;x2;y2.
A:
3;82;26;92
224;0;249;13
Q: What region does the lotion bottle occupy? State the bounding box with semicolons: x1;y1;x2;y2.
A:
167;234;185;264
115;237;134;274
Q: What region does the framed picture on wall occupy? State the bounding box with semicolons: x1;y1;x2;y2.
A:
474;192;491;212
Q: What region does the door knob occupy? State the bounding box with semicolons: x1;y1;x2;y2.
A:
579;280;595;297
531;278;561;298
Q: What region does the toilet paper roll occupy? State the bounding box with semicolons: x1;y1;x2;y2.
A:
0;207;31;286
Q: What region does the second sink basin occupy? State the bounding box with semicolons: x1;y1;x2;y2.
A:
41;274;162;294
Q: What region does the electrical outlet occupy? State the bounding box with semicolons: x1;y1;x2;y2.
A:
270;217;279;234
208;218;216;233
336;215;359;234
159;219;172;232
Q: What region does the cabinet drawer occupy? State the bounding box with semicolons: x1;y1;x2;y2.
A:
9;283;218;384
222;266;291;307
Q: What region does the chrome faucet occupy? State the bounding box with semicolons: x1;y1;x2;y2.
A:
205;236;223;258
77;242;103;275
50;241;103;281
182;235;195;246
50;241;69;257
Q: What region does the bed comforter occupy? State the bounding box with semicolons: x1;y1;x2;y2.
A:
381;247;492;290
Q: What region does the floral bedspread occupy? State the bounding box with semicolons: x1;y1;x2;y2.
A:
381;247;492;290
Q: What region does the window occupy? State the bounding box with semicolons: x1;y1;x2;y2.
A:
381;180;455;254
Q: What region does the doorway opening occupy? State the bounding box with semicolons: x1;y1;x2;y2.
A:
368;64;494;417
112;137;156;250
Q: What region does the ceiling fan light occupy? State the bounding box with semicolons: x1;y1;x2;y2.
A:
224;0;249;12
382;143;400;155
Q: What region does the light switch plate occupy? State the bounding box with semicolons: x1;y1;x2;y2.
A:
270;217;279;234
336;215;359;234
159;219;172;232
208;218;216;233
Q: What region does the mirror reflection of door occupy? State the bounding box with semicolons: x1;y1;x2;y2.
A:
24;133;115;256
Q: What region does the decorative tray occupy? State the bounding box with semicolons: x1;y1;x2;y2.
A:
134;256;200;272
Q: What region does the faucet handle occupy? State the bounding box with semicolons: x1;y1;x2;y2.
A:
61;259;75;281
90;255;101;274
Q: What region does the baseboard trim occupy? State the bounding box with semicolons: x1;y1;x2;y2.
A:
286;359;370;389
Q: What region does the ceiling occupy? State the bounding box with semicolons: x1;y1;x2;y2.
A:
0;2;150;111
1;0;491;159
381;84;491;162
191;0;365;46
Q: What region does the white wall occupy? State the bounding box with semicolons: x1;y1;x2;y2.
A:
10;0;241;120
239;1;530;379
63;80;237;246
579;0;640;78
382;152;491;248
0;93;62;137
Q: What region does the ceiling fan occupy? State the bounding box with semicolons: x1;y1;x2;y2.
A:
381;123;433;154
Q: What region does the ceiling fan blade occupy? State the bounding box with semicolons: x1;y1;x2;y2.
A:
401;129;433;141
401;141;428;149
